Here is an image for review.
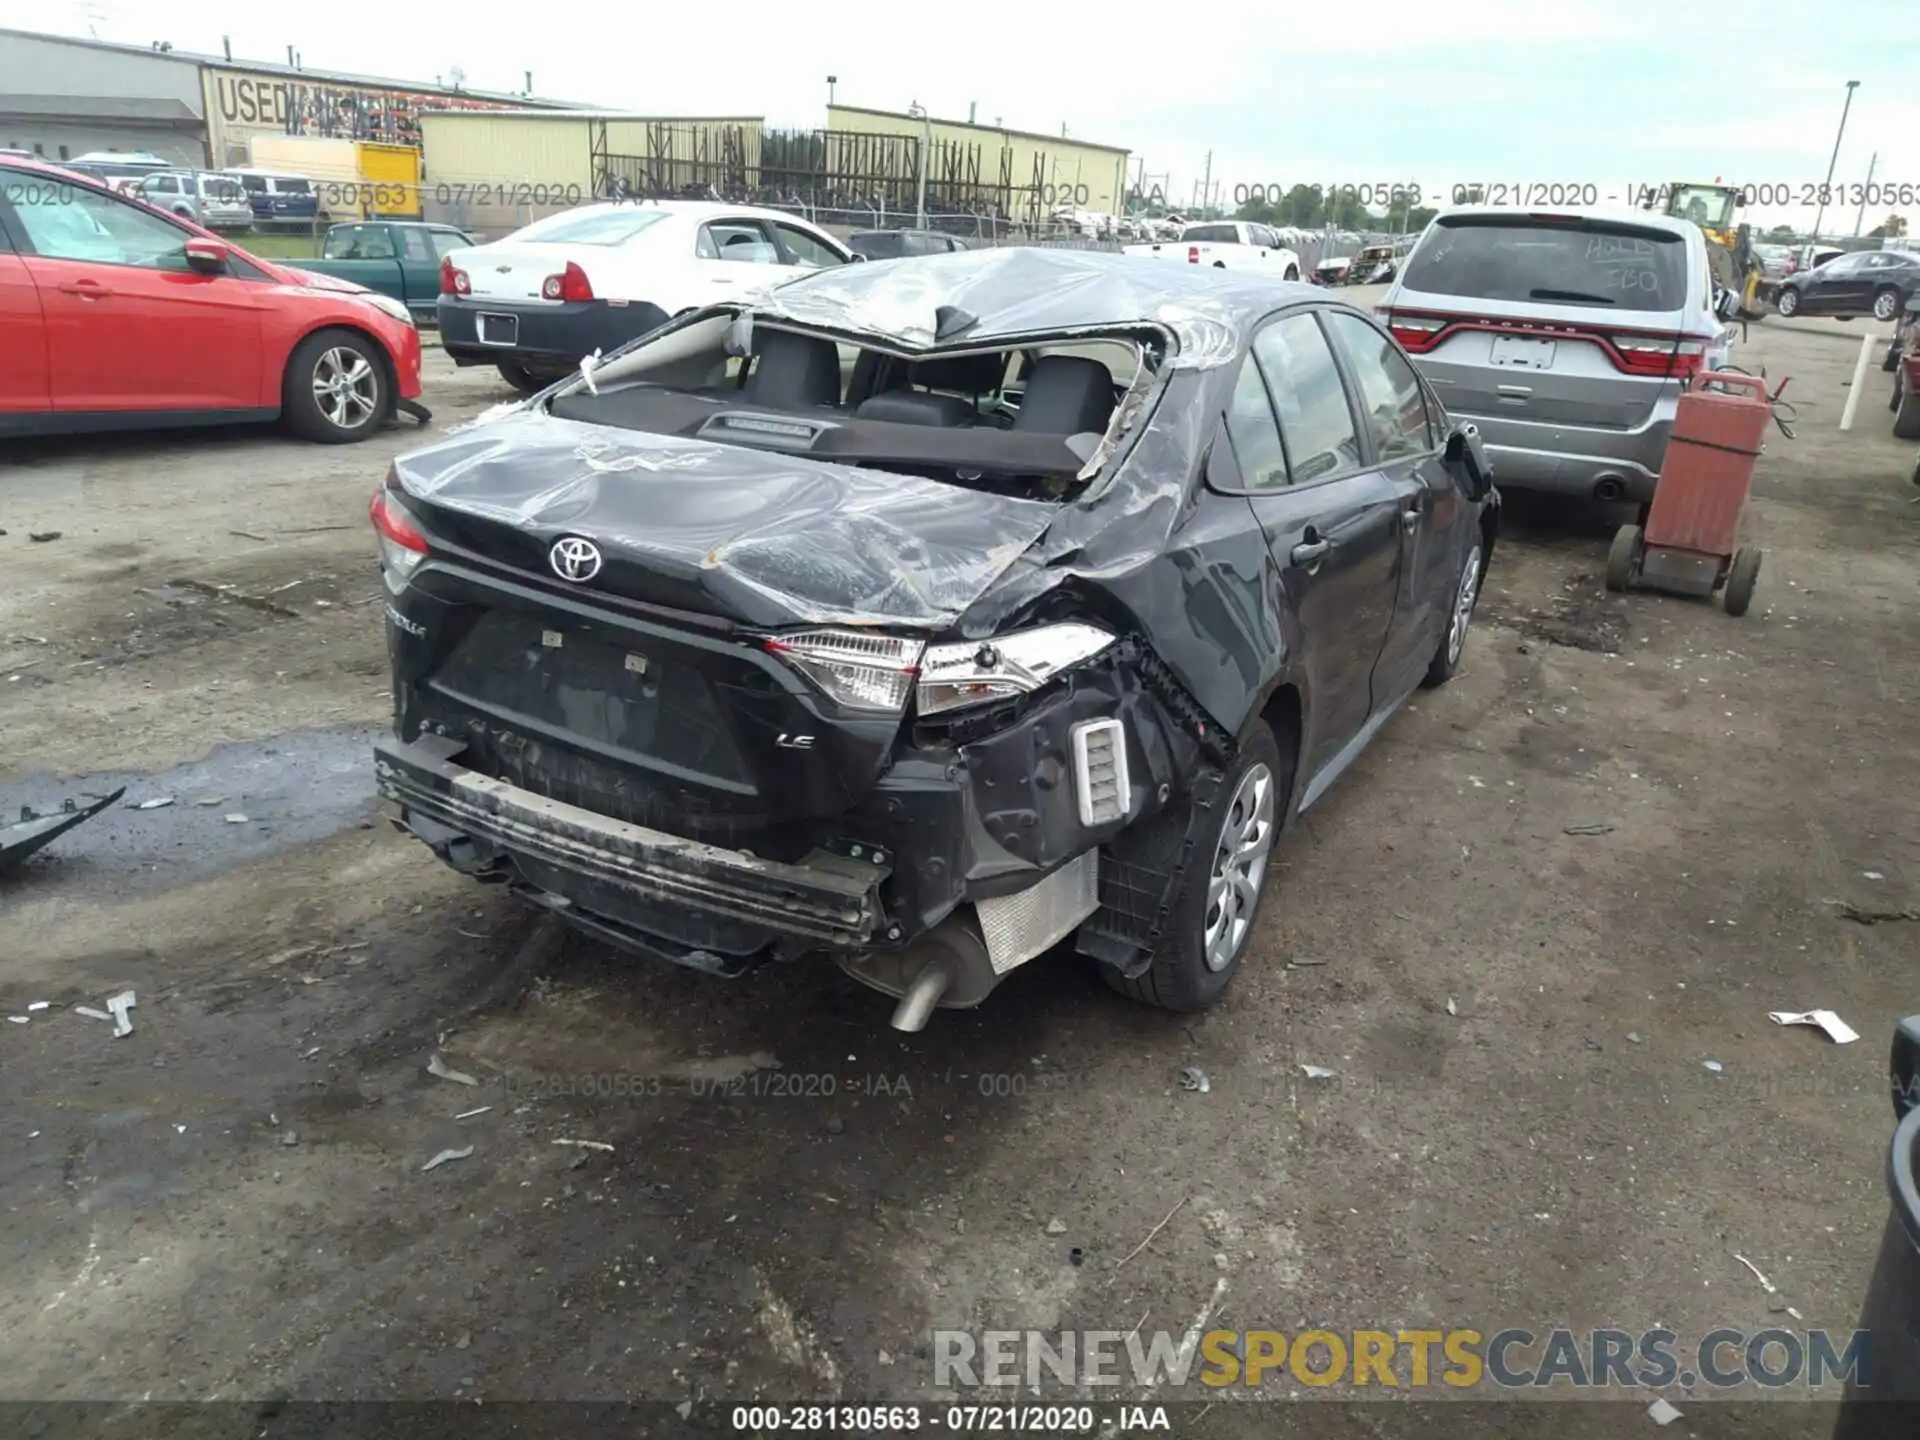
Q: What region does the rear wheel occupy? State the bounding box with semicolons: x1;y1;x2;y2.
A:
1606;524;1641;592
1284;265;1300;281
496;361;547;395
1873;288;1900;323
1724;546;1762;617
283;329;387;443
1102;722;1287;1013
1775;287;1800;318
1422;542;1483;688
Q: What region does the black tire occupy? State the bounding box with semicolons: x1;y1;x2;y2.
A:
1605;523;1641;592
1422;540;1484;688
1101;721;1289;1013
1724;546;1761;617
1872;288;1900;324
1887;340;1904;373
282;328;389;444
1775;286;1800;318
1895;379;1920;441
496;360;547;395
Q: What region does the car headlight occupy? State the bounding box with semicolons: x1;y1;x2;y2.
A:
360;292;414;327
916;623;1115;716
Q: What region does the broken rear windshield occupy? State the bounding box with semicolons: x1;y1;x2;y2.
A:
1401;217;1687;310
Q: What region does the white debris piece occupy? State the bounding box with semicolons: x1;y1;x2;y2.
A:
6;1016;27;1025
1446;997;1458;1016
1300;1064;1338;1080
224;813;249;825
552;1138;614;1153
1768;1009;1860;1045
106;990;136;1038
27;1001;49;1012
421;1146;475;1172
132;796;175;810
1734;1253;1779;1294
74;1005;113;1022
427;1053;480;1087
1703;1060;1724;1073
1647;1397;1683;1426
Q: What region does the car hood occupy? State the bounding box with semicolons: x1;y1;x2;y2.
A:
282;265;372;294
390;412;1063;630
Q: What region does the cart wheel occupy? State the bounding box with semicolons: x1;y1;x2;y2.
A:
1606;524;1642;592
1724;546;1762;617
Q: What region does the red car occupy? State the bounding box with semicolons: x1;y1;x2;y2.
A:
0;157;425;443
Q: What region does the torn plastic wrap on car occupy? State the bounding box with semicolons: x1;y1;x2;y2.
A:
752;246;1246;369
389;412;1061;629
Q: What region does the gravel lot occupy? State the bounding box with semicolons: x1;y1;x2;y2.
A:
3;306;1918;1434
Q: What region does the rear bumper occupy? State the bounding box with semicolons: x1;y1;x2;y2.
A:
437;296;669;371
1458;406;1675;503
376;733;885;956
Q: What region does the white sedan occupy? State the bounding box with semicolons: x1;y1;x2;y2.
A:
436;201;855;393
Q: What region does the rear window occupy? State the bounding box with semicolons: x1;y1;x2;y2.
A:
276;178;312;195
1401;217;1689;310
236;174;267;193
516;209;669;245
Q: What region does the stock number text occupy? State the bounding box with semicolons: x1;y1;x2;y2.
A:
1236;183;1422;208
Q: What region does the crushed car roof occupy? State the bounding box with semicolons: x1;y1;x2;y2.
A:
751;246;1320;368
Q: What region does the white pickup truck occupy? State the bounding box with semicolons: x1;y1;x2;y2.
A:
1122;221;1302;279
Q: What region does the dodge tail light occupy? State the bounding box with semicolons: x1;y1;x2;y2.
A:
1609;335;1709;378
1381;311;1447;353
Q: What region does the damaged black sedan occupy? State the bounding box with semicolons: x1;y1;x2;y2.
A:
370;248;1498;1030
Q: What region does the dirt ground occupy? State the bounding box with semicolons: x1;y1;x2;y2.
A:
2;309;1918;1434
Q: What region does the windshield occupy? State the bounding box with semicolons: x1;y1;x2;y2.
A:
1667;185;1738;230
510;209;669;245
1400;216;1688;310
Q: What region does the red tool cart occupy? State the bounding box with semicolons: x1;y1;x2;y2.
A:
1605;370;1790;617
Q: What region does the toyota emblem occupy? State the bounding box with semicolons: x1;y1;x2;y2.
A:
549;536;603;583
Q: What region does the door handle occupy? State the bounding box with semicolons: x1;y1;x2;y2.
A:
1289;538;1331;567
57;280;112;298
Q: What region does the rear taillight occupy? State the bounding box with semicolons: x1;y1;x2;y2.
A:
1610;335;1708;378
1382;311;1447;353
439;256;469;296
544;261;592;302
763;630;924;713
370;482;428;593
1187;245;1200;264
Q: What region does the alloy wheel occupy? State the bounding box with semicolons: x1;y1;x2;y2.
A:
312;347;380;431
1202;761;1276;972
1448;545;1484;665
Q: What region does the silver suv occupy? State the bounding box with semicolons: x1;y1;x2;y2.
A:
136;170;254;233
1376;206;1732;505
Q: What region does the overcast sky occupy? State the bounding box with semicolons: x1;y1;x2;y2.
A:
34;0;1920;231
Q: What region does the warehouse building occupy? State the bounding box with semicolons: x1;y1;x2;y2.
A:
416;111;768;235
825;103;1131;223
0;28;206;165
0;27;580;172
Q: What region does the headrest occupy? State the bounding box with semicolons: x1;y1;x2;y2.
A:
1013;354;1116;436
854;390;976;428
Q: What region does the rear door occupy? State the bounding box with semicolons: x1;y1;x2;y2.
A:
1388;213;1697;430
1320;307;1462;703
3;176;262;412
1223;308;1405;779
1802;252;1865;313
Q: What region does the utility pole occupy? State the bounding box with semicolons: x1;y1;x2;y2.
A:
1854;151;1878;236
1200;151;1212;217
826;75;837;108
908;101;930;228
1810;79;1859;243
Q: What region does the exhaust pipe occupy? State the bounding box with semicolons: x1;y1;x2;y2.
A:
1592;474;1627;502
836;912;1000;1032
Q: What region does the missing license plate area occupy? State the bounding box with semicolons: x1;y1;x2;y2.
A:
1489;334;1557;370
478;313;520;347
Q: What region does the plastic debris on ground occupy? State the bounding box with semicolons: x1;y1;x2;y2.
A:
427;1053;480;1087
106;990;136;1038
1300;1065;1338;1080
132;796;175;810
552;1138;614;1153
1768;1009;1860;1045
1703;1060;1724;1073
1177;1066;1211;1094
421;1146;475;1172
1648;1398;1684;1426
1734;1253;1779;1294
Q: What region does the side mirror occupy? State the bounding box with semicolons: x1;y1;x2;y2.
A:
849;252;868;263
1444;421;1495;502
183;237;232;276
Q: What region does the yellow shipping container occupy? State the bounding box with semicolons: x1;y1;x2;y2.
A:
356;142;422;217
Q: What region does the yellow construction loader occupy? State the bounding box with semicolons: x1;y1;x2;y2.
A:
1643;181;1777;319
